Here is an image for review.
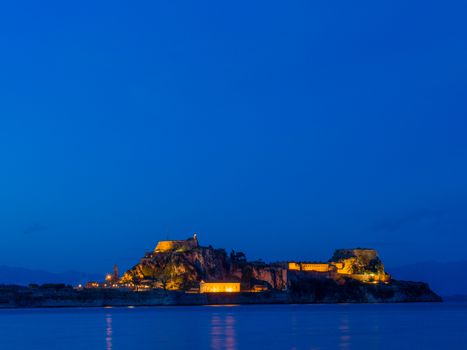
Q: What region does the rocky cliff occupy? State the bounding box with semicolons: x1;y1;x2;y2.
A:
121;244;287;291
121;246;232;290
331;248;386;274
287;272;441;303
118;238;438;304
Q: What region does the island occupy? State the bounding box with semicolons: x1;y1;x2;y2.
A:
0;234;441;308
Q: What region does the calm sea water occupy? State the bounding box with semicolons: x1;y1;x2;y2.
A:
1;302;466;350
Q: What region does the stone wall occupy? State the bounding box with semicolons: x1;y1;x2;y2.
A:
301;263;332;272
288;262;334;273
154;238;198;252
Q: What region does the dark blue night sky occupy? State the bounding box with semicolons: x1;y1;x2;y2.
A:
1;1;466;274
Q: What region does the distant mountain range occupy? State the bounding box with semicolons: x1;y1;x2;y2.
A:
388;261;467;297
0;266;100;286
1;261;466;297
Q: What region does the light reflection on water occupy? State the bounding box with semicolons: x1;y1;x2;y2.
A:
207;308;352;350
1;303;467;350
339;314;351;350
210;313;236;350
105;314;112;350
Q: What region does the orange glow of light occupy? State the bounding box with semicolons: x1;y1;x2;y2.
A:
288;262;301;270
200;282;240;293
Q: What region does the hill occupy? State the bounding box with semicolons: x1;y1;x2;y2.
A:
0;265;100;286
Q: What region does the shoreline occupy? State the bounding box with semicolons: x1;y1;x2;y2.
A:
0;281;442;309
0;299;445;310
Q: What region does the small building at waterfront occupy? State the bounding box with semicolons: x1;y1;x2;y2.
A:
199;281;240;293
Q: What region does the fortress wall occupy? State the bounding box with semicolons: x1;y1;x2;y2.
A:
154;241;186;252
288;262;334;273
154;238;199;252
301;263;331;272
288;262;300;270
155;241;181;252
334;259;355;274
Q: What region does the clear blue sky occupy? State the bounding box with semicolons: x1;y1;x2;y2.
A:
0;0;466;274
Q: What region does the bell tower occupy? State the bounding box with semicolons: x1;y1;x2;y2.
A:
113;264;119;282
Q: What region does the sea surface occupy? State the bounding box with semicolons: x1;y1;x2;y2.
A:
1;302;466;350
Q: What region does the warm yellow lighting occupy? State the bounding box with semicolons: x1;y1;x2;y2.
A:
251;285;268;292
301;263;331;272
200;281;240;293
288;262;332;272
288;262;301;270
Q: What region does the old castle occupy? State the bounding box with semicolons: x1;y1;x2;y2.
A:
288;248;390;283
154;233;199;252
97;235;390;292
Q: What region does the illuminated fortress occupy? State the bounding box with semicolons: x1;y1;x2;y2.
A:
111;236;392;293
154;233;199;252
288;248;390;283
